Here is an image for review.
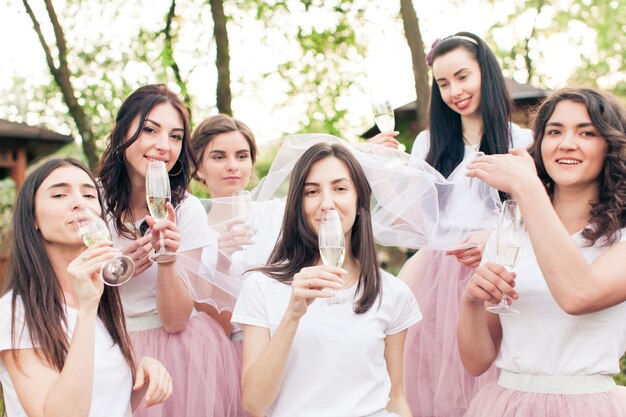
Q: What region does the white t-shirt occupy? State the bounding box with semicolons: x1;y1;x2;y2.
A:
410;124;533;244
410;123;533;173
0;292;133;417
231;270;422;417
112;194;215;317
485;228;626;375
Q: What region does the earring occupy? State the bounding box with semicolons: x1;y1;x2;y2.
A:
168;160;183;177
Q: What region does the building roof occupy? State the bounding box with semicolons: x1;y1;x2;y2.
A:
0;119;73;143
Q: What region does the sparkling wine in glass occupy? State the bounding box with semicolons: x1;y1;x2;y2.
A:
319;210;350;309
74;206;135;286
487;200;524;315
372;99;395;133
145;161;177;263
231;190;253;270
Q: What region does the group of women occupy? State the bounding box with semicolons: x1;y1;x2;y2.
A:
0;30;625;417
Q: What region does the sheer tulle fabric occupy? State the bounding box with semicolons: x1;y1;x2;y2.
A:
400;250;497;417
129;313;245;417
252;134;501;250
464;382;626;417
177;199;284;312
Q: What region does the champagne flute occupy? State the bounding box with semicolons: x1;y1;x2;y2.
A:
486;200;524;315
145;161;177;263
372;98;395;134
74;206;135;286
231;190;253;270
319;209;350;308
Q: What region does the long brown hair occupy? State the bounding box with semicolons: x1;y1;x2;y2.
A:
256;142;382;314
97;84;197;239
4;158;136;375
530;87;626;245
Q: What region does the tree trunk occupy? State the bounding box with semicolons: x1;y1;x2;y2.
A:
23;0;99;170
209;0;232;115
163;0;194;124
399;0;429;133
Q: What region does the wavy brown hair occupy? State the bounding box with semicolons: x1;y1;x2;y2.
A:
255;142;382;314
96;84;197;239
4;158;135;375
530;87;626;246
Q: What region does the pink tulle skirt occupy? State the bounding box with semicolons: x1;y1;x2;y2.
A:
130;312;245;417
465;382;626;417
400;249;497;417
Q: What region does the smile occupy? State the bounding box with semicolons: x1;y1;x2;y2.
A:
556;159;581;165
455;97;472;109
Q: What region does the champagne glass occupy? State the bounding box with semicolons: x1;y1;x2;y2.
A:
372;98;395;134
231;190;253;270
145;161;177;263
74;206;135;286
319;209;350;308
486;200;524;315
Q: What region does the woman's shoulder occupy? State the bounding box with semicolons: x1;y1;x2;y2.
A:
379;269;413;296
510;123;533;148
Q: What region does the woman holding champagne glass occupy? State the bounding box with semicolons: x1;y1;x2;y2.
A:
459;87;626;416
0;158;172;417
97;85;244;417
232;142;421;417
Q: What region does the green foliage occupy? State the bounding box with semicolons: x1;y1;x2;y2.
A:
615;353;626;386
0;178;13;251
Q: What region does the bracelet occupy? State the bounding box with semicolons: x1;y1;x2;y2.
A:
156;256;178;266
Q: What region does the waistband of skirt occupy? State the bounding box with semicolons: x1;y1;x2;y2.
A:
498;369;616;395
126;310;198;332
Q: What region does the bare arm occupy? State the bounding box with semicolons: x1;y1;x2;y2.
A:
468;149;626;314
384;330;412;417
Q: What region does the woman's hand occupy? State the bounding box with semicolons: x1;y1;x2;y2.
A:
217;218;255;258
132;356;173;409
446;230;491;268
145;202;180;255
122;234;153;276
463;262;518;306
368;132;401;149
287;265;344;320
67;242;120;311
466;148;540;196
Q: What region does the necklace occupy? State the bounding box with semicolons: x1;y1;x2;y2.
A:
462;136;480;151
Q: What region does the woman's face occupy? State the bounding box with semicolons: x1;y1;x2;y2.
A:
34;165;101;247
540;100;607;191
432;47;482;119
124;102;184;183
197;131;253;198
302;156;358;241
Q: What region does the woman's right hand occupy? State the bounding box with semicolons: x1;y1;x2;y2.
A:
368;132;400;149
287;265;344;320
67;242;120;311
218;218;255;258
463;262;518;306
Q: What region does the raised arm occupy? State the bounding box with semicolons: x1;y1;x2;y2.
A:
467;148;626;314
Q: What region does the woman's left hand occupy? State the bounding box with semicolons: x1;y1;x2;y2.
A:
145;202;180;254
133;356;173;408
466;148;539;196
446;230;491;268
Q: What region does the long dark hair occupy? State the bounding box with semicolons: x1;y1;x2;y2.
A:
97;84;197;238
4;158;136;375
530;87;626;246
256;142;381;314
426;31;513;177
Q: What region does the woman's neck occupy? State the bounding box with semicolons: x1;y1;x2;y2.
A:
552;184;599;234
461;114;483;146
